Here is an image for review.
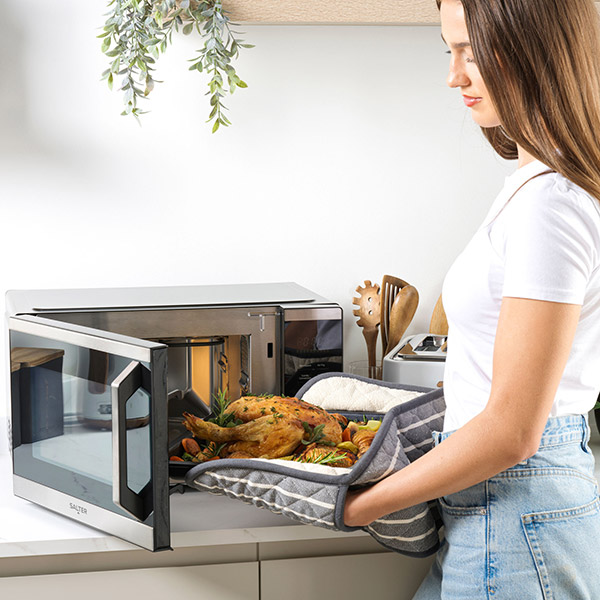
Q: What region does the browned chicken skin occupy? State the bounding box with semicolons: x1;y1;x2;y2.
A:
227;396;342;445
183;412;305;459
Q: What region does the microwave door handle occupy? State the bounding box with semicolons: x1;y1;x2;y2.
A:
111;360;150;522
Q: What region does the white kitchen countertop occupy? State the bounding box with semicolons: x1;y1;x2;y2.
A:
0;450;369;561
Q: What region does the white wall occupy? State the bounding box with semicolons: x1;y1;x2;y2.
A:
0;1;514;427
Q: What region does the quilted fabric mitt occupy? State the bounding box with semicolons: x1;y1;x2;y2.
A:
185;374;446;557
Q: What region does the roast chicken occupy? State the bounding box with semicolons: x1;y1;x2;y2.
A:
183;413;305;459
183;395;343;459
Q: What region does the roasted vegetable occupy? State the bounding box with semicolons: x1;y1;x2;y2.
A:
359;419;382;432
182;437;202;455
353;429;377;458
336;441;359;454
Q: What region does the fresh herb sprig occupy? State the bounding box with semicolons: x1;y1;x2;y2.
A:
201;440;227;458
208;388;243;427
301;423;335;446
294;451;347;466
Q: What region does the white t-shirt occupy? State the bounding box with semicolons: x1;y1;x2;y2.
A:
442;159;600;432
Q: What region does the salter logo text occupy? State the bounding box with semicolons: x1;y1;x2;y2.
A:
69;502;88;515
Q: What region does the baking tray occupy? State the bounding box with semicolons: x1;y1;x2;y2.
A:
167;409;386;479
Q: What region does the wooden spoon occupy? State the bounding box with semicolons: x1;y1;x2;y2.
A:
385;284;419;354
352;280;381;379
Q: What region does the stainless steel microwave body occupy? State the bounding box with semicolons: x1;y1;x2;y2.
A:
5;283;343;551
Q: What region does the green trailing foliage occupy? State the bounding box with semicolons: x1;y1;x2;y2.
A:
99;0;253;131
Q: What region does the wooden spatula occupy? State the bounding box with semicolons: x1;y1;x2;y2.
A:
386;284;419;354
380;274;410;355
429;294;448;335
352;280;381;379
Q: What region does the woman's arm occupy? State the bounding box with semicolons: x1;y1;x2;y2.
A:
344;297;581;527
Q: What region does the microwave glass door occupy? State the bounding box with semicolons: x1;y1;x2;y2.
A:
8;315;170;551
283;308;343;396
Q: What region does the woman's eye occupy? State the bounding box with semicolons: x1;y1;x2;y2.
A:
444;50;476;64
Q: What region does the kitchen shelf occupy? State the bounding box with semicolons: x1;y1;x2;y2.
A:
223;1;600;25
223;0;440;24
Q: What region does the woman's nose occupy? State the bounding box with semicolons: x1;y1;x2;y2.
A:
447;59;469;88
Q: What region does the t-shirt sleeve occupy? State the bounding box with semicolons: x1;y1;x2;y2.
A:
501;181;598;304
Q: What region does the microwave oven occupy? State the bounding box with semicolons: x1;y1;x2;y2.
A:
5;282;343;551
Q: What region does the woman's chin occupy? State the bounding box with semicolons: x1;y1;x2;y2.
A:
471;111;502;129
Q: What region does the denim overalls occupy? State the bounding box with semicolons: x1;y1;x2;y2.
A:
413;414;600;599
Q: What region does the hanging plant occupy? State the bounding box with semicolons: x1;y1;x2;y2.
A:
98;0;253;132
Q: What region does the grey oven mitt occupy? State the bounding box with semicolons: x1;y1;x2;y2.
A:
185;373;446;557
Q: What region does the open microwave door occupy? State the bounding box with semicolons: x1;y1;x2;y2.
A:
8;315;170;551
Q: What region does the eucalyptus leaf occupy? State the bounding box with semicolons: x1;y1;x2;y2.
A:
101;0;252;131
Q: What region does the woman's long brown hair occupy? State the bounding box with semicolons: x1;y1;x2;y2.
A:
437;0;600;200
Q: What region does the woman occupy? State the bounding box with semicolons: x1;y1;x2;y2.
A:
344;1;600;597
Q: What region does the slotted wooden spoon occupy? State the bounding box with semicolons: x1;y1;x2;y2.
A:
352;280;381;379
